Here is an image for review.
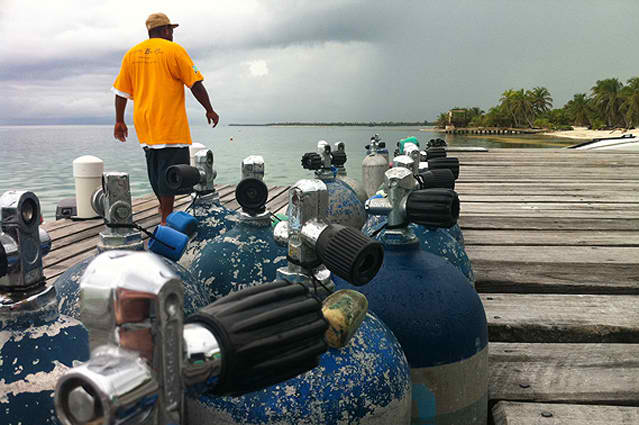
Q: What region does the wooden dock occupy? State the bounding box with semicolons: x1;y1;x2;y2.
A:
41;148;639;424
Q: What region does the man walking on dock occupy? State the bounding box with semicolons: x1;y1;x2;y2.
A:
111;12;219;224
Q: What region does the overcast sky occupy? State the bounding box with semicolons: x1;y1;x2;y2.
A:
1;0;639;125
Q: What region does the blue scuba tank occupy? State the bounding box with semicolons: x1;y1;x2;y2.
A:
363;154;474;285
294;140;366;230
334;168;488;425
186;179;412;424
54;172;209;319
187;156;288;301
164;149;239;269
0;191;89;425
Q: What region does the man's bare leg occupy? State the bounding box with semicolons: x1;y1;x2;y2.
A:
158;196;175;225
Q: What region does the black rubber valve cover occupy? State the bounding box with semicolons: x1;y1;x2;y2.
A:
405;188;460;229
418;169;456;190
165;164;201;192
425;147;447;160
316;224;384;286
301;152;323;170
235;178;268;215
186;280;328;396
331;151;347;167
427;157;460;180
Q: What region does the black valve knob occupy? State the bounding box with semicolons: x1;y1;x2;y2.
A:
301;152;323;170
331;151;347;167
405;188;460;229
235;178;268;215
426;147;447;160
315;224;384;286
186;280;328;396
427;157;460;180
165;164;201;192
427;138;448;148
378;142;386;148
417;169;456;190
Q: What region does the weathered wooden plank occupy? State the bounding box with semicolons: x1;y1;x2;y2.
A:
483;294;639;343
467;245;639;264
463;229;639;246
474;261;639;295
492;401;639;425
489;343;639;405
459;216;639;231
461;202;639;214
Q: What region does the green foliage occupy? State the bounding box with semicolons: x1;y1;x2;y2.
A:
433;76;639;131
533;118;553;129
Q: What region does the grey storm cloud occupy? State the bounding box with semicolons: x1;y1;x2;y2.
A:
2;0;639;125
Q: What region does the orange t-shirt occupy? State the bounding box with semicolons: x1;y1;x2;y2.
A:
113;38;204;146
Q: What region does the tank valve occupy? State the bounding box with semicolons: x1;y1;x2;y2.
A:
166;149;217;195
275;180;384;286
0;191;45;290
90;172;144;252
237;155;268;215
417;169;456;190
365;167;460;231
55;251;328;425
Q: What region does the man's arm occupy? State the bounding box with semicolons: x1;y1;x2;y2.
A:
114;95;128;142
190;81;219;127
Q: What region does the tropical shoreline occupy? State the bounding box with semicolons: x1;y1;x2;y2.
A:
542;126;637;140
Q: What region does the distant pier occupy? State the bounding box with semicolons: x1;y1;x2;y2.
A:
439;127;546;135
42;149;639;424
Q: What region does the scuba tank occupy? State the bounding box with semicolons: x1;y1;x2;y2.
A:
189;179;412;425
333;141;368;204
54;172;209;319
362;134;390;198
334;167;489;425
165;149;239;268
54;250;330;425
0;190;89;425
294;140;366;229
187;155;288;301
363;153;474;285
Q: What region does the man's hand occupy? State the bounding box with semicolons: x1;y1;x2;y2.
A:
206;110;219;128
114;121;128;142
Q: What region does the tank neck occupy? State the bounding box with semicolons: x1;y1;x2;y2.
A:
238;210;271;226
0;285;58;326
276;264;334;300
379;229;419;247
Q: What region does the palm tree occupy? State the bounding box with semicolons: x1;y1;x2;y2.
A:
591;78;624;127
529;87;553;117
620;77;639;128
565;93;591;126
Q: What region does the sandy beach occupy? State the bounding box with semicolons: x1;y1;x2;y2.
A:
543;126;638;140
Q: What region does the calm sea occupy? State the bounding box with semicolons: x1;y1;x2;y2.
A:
0;124;571;220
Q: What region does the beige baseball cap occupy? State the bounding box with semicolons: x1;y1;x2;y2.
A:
146;13;179;31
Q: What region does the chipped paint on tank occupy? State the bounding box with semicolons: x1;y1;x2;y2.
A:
186;313;411;424
179;199;238;269
336;175;368;205
0;311;89;425
288;179;365;230
362;215;474;286
54;253;209;319
187;222;287;302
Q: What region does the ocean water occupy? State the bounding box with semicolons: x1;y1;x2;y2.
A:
0;124;571;220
